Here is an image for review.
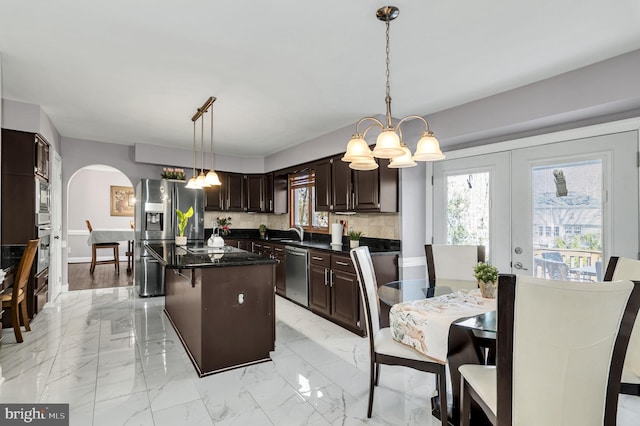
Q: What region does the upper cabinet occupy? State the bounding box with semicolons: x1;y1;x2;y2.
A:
245;173;276;213
2;129;50;180
204;172;245;212
316;154;398;213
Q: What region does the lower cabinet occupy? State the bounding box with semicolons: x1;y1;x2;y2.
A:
309;250;364;336
34;268;48;316
272;244;286;296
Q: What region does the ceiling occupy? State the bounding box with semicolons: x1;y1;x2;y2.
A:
1;1;640;157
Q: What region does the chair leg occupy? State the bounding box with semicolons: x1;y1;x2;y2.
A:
12;304;23;343
21;300;30;332
375;363;380;386
367;359;376;418
114;245;120;274
438;370;448;426
460;377;471;426
90;245;96;274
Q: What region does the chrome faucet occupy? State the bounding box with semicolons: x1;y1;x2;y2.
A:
288;225;304;242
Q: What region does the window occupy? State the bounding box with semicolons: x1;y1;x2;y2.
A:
289;171;328;232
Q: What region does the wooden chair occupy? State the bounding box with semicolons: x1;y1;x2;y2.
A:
86;220;119;274
350;246;448;425
603;256;640;395
458;274;640;425
425;244;485;290
0;239;40;343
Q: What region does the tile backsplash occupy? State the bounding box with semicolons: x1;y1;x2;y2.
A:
204;212;399;240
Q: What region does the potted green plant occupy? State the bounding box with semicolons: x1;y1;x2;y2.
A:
473;262;499;298
259;224;267;239
348;230;363;248
175;207;194;246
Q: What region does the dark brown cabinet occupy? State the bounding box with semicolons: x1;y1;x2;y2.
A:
273;173;288;214
319;154;398;213
309;250;363;335
245;174;275;213
314;159;332;212
204;172;245;212
1;129;50;321
272;244;286;296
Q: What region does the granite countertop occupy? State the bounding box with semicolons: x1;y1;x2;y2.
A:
146;242;277;268
259;238;399;255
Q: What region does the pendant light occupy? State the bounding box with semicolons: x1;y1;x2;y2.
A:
344;6;445;170
186;97;221;189
205;102;222;186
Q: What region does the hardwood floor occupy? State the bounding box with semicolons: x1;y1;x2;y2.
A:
68;262;133;291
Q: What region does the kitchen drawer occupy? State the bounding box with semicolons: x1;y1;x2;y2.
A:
332;255;355;273
309;250;330;267
35;285;48;314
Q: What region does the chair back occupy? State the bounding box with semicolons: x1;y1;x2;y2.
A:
86;220;93;232
497;274;640;425
425;244;485;290
351;246;381;341
603;256;640;381
13;239;40;303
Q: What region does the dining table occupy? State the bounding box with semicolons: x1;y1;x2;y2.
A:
378;279;497;425
87;229;135;273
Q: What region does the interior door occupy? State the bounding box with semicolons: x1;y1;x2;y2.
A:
511;132;638;278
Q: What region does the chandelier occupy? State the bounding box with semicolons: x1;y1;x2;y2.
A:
186;96;222;188
342;6;445;170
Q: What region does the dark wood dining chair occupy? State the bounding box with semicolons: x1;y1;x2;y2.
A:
603;256;640;396
86;220;119;274
0;239;40;343
351;246;448;425
425;244;485;290
458;274;640;425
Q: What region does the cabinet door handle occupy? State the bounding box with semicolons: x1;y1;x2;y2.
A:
352;193;355;209
346;193;349;209
335;261;349;266
324;268;328;286
312;256;324;261
269;200;273;211
329;270;334;287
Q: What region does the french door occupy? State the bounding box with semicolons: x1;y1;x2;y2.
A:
433;131;639;279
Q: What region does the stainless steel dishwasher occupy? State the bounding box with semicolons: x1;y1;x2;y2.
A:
285;246;309;307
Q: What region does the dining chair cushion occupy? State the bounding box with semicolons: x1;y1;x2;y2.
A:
374;328;443;363
458;365;497;414
605;257;640;382
512;277;634;424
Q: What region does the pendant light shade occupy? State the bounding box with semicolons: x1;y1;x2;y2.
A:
412;131;445;161
185;177;199;188
205;170;222;186
372;128;404;158
342;134;373;162
349;157;379;171
388;145;417;168
344;6;445;169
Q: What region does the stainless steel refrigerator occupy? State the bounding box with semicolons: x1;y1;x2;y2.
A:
134;179;204;296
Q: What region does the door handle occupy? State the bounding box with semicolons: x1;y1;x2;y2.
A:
513;262;528;271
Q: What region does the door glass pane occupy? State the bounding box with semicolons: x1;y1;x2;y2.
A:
532;160;603;282
446;172;490;253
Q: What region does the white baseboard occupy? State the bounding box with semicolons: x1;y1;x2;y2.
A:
68;256;129;264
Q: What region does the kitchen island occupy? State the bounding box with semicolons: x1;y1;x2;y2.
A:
146;242;277;376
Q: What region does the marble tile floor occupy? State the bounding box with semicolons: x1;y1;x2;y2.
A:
0;287;637;425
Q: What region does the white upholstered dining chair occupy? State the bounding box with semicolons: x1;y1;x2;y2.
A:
425;244;485;291
458;274;640;425
603;256;640;396
350;246;448;425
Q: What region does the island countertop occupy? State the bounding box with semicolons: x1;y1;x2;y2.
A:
145;242;277;268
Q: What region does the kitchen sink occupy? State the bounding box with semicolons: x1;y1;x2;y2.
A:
269;238;296;243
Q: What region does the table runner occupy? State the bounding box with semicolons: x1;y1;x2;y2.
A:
389;289;496;363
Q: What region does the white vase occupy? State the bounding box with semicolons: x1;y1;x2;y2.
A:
175;236;187;246
349;240;360;249
478;280;497;298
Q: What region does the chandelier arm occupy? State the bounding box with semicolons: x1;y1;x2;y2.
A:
355;116;384;134
361;123;382;141
396;115;431;132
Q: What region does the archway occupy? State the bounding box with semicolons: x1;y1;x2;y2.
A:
65;164;134;290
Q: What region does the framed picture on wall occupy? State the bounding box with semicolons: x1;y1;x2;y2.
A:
110;185;134;217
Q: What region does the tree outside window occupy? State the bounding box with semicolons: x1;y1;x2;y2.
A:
289;171;328;231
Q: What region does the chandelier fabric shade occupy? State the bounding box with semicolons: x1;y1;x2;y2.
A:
344;6;445;169
186;96;221;189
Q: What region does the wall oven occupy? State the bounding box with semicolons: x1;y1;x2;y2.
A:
36;224;51;275
35;177;51;219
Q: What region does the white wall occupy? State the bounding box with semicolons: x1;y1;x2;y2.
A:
67;167;133;262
